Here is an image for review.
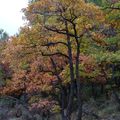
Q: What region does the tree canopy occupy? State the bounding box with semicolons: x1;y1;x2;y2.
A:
0;0;120;120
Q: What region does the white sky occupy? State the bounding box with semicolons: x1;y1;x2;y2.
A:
0;0;28;36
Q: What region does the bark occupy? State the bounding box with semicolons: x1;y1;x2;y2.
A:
76;43;82;120
73;23;82;120
65;21;75;120
61;87;66;120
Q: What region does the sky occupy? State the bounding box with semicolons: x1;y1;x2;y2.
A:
0;0;28;36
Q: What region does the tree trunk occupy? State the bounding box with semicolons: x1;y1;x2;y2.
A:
76;43;82;120
65;21;75;120
73;22;82;120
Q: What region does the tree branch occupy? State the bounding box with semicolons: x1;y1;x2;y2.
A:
32;10;59;16
45;26;80;38
42;41;68;47
41;52;69;59
105;6;120;10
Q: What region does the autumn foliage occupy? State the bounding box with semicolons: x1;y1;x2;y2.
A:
0;0;120;120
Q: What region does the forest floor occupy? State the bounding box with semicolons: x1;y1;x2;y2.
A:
0;94;120;120
82;95;120;120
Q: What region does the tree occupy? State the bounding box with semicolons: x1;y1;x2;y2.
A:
0;29;9;41
0;25;66;119
89;0;120;102
24;0;106;119
2;0;120;120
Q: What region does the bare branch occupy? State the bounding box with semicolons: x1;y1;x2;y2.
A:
39;66;56;75
41;52;69;59
45;26;80;38
50;57;62;81
60;13;77;24
42;41;68;47
39;68;53;73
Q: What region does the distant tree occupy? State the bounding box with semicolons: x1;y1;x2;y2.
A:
0;29;9;41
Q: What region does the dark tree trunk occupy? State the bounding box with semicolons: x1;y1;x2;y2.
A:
76;44;82;120
65;21;75;120
61;87;66;120
72;22;82;120
92;83;96;99
101;84;104;94
75;37;82;120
